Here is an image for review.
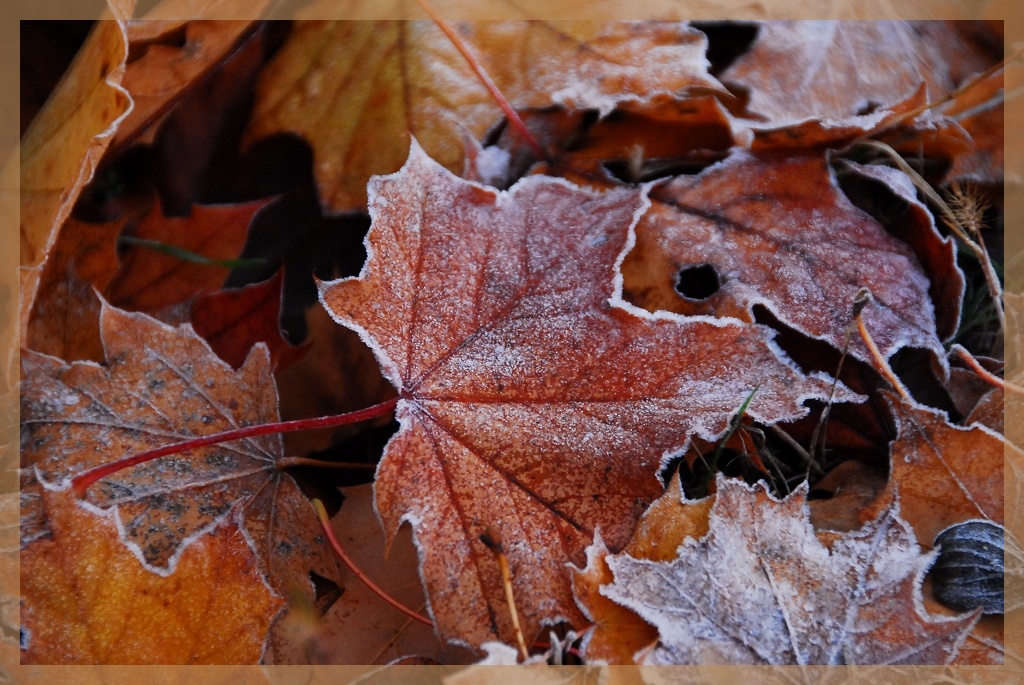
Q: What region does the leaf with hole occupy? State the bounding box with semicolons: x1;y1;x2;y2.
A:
619;149;959;368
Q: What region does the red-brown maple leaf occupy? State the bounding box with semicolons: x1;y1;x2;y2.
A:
318;142;848;648
619;150;960;367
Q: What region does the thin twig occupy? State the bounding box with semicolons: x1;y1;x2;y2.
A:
767;424;823;478
851;140;1004;333
414;0;547;162
311;499;434;628
852;289;910;400
808;332;850;469
748;428;791;497
951;343;1024;396
481;526;529;661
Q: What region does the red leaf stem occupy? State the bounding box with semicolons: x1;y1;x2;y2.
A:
311;498;434;628
71;397;399;497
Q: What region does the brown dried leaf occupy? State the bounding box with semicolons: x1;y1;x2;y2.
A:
190;269;305;371
572;535;657;666
962;388;1003;433
291;484;476;665
747;86;937;151
807;460;888;533
561;94;734;179
20;302;340;630
834;159;964;344
722;21;996;130
25;216;121;363
111;20;262;153
105;199;267;318
881;380;1015;666
21;488;282;664
19;5;134;341
573;475;714;665
602;476;980;665
949;615;1004;665
877;393;1007;548
246;21;721;211
0;494;17;675
319;143;842;648
621;149;952;366
946;363;1001;423
620;472;712;562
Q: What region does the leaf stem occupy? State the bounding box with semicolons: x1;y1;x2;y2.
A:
71;397;399;497
481;526;530;661
413;0;547;162
951;343;1024;396
311;498;433;628
851;289;909;401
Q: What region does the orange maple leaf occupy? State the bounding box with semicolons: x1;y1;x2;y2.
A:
20;302;341;664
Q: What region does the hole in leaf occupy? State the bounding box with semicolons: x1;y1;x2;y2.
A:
309;571;343;617
675;264;721;300
691;21;760;77
855;100;883;116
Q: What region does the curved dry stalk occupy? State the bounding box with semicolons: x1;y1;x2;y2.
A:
872;44;1024;136
853;288;910;401
413;0;547;162
481;527;530;661
951;343;1024;396
311;499;434;628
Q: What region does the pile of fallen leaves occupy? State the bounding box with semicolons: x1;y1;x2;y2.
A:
15;11;1018;670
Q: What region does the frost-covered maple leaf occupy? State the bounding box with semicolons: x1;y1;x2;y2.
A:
601;476;979;665
319;141;847;648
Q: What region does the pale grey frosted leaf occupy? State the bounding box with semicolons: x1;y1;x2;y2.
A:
602;476;979;665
